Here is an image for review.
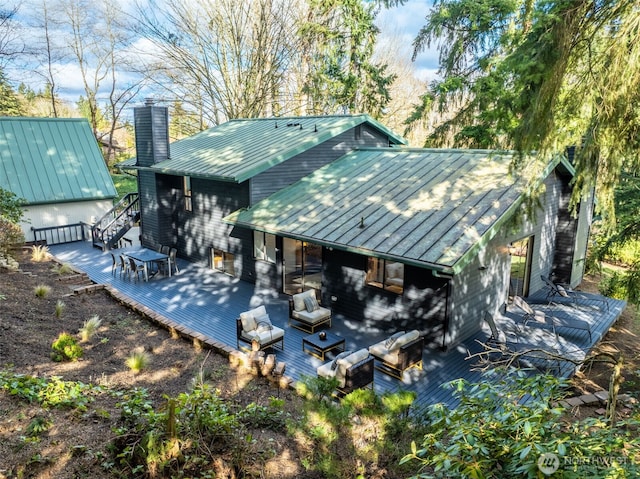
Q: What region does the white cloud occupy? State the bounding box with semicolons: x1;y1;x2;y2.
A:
375;0;439;81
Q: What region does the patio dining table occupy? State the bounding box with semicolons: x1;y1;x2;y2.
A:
124;248;171;281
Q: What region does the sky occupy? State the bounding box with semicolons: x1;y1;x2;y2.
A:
7;0;437;107
375;0;438;81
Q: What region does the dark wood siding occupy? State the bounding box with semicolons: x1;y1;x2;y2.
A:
138;171;160;247
323;249;448;347
133;106;169;167
552;176;578;284
250;125;392;204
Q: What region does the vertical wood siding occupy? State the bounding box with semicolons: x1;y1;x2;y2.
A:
133;106;169;167
250;125;391;204
446;173;565;347
138;171;160;248
322;249;448;346
551;175;578;285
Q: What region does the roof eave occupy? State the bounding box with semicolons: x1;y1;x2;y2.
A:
224;211;454;275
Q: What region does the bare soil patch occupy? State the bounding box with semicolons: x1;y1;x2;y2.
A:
0;249;307;479
1;250;638;478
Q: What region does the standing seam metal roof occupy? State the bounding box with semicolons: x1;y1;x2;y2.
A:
225;148;542;273
0;117;117;204
118;114;406;182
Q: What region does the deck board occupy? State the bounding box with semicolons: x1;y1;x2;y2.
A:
49;241;626;409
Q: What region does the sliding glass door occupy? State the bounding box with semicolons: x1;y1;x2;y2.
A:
282;238;322;295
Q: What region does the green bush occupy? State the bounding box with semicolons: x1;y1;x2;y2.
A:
51;332;83;362
402;369;640;478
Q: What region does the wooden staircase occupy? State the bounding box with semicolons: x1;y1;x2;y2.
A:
91;193;140;251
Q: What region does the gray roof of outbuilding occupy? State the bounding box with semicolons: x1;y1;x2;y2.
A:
226;148;569;274
0;117;117;205
118;114;406;182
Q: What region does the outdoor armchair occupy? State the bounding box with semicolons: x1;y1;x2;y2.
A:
316;348;374;396
288;289;332;333
236;305;284;352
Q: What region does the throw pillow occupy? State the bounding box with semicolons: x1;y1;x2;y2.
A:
331;350;352;370
384;331;405;350
556;284;569;298
255;313;273;332
240;312;258;332
304;295;320;312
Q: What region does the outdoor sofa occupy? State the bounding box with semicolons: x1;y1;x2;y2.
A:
368;330;424;380
316;348;374;396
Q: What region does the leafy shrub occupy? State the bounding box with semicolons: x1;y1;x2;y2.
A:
79;315;102;342
401;369;640;478
34;284;51;298
0;370;100;411
51;332;83;362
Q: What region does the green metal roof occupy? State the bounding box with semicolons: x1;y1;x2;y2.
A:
226;148;558;275
118;114;407;182
0;117;117;205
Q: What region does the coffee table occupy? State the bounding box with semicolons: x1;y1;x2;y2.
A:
302;331;346;361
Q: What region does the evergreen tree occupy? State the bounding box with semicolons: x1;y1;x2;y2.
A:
408;0;640;226
0;68;23;116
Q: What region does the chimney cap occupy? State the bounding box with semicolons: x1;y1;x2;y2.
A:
144;98;155;106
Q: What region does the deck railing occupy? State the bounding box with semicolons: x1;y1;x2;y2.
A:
32;222;89;246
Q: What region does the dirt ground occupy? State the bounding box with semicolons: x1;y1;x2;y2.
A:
0;249;307;479
0;249;638;478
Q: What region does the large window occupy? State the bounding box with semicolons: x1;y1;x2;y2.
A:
283;238;322;295
183;176;192;212
211;248;235;276
366;258;404;294
254;231;276;263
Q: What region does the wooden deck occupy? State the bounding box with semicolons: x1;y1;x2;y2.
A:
48;241;626;409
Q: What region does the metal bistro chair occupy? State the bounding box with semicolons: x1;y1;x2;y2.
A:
128;257;147;282
110;252;118;276
169;247;180;274
118;254;131;278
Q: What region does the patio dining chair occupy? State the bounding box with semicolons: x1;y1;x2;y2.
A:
169;247;180;274
541;275;608;311
118;254;131;278
128;257;147;282
512;295;592;342
110;252;118;276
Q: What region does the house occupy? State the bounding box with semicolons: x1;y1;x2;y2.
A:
0;117;118;244
119;102;593;349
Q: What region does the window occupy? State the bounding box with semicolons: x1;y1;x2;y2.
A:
366;258;404;294
183;176;192;212
211;248;235;276
253;231;276;263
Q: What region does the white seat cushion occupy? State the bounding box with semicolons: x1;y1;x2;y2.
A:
368;341;400;365
241;325;284;345
292;306;331;324
317;361;345;388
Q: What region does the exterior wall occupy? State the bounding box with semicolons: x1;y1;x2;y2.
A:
250;124;391;204
569;189;594;287
445;171;565;347
20;200;113;243
138;170;161;249
322;249;449;348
